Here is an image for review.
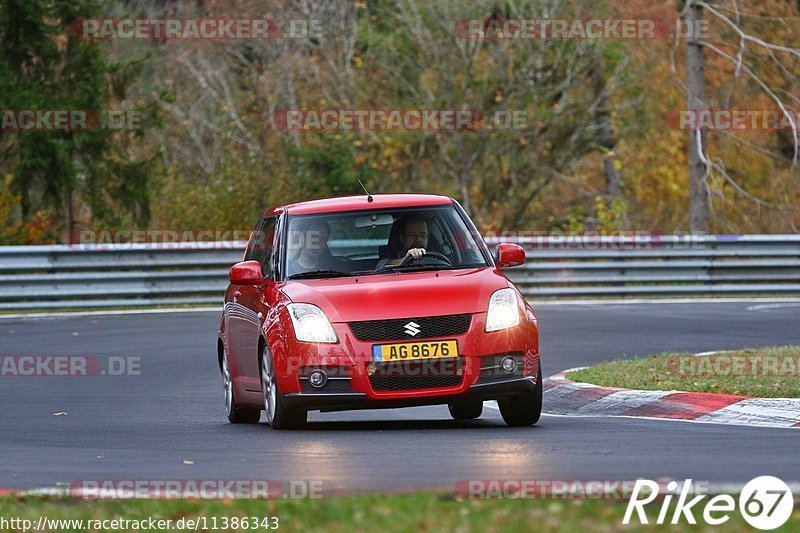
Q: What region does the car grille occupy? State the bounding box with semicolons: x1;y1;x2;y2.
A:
300;379;354;394
368;359;463;392
349;314;472;342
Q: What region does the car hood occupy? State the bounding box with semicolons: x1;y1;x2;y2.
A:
280;268;509;322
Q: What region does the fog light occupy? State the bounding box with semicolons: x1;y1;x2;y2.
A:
500;356;518;374
308;369;328;388
367;363;376;376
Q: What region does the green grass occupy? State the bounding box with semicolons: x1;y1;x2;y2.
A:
567;346;800;398
2;492;798;532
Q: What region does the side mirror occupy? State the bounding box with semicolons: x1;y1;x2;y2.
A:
495;243;526;268
230;260;264;284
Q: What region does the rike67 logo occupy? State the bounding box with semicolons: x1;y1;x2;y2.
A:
624;476;794;530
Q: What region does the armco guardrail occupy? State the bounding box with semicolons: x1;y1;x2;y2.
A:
0;235;798;310
484;234;800;297
0;243;245;310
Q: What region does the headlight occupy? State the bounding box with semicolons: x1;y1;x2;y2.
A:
287;303;338;343
485;288;521;332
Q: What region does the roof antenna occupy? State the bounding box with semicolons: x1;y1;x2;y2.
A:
358;179;373;202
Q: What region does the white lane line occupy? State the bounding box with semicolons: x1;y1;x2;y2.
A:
746;303;800;311
530;298;800;306
0;307;221;320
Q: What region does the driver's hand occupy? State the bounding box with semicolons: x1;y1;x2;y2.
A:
405;248;426;260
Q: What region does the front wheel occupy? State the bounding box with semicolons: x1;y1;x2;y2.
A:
223;351;260;424
498;366;542;427
261;345;307;429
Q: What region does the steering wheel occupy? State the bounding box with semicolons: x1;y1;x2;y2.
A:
400;251;453;267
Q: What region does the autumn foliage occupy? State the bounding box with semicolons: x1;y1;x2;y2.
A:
1;0;797;243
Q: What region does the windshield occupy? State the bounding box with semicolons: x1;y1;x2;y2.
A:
283;205;490;280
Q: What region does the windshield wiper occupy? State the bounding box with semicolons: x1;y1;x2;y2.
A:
287;269;352;280
384;264;453;272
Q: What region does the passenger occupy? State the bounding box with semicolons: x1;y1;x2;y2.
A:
287;220;345;275
286;227;303;262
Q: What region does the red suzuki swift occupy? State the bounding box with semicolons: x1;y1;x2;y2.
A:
217;194;541;429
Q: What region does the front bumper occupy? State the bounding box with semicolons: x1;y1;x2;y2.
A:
284;375;538;412
275;311;539;411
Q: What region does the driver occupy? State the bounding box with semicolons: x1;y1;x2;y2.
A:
377;217;429;269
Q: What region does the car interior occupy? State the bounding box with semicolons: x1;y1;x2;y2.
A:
284;207;486;277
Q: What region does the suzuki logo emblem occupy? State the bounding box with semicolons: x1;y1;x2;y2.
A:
404;321;421;336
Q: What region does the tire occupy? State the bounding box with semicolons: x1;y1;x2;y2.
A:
222;351;261;424
498;366;542;427
448;401;483;420
261;345;307;430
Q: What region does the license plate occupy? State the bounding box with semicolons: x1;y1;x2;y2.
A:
372;340;458;362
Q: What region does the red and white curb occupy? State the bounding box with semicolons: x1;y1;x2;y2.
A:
543;369;800;428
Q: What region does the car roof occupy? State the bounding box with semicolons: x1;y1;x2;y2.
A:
271;193;454;216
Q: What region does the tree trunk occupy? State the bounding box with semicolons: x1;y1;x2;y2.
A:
686;0;709;233
67;190;75;245
591;54;622;199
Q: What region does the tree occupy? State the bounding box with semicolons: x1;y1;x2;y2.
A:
675;0;800;233
684;0;709;232
0;0;156;240
360;0;633;229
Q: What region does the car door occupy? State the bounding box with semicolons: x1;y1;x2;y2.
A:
226;216;278;391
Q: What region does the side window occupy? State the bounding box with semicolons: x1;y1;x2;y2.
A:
245;217;276;278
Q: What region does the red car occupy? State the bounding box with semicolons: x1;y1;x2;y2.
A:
217;194;541;428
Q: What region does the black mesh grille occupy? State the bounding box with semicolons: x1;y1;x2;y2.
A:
368;359;463;392
349;314;472;342
300;379;354;394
